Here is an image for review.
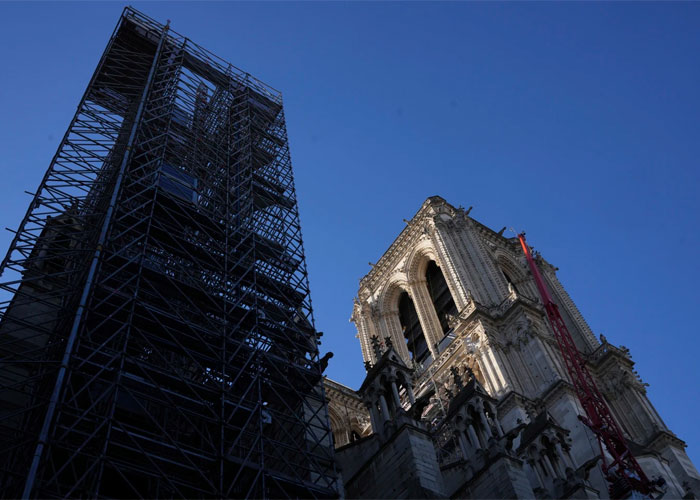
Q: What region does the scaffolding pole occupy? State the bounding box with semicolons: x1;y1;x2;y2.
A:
0;8;338;499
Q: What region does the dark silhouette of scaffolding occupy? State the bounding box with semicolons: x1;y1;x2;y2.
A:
0;7;338;498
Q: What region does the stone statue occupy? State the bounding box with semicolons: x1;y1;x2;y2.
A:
319;352;333;373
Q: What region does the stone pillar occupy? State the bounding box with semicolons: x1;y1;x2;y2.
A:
457;431;472;459
493;416;504;437
555;442;574;469
474;353;496;395
483;344;509;394
382;312;411;365
467;423;481;450
529;459;546;487
542;453;558;478
490;347;514;393
379;393;391;422
552;454;566;478
354;305;375;364
390;380;402;409
478;407;493;440
366;401;380;434
406;384;416;405
408;280;442;358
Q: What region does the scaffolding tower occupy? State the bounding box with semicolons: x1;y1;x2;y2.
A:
0;7;338;498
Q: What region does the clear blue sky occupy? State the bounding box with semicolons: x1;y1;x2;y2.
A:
1;1;698;466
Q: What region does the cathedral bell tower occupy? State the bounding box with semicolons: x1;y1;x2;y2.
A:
343;196;698;499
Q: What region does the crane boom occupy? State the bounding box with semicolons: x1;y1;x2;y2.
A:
517;233;656;498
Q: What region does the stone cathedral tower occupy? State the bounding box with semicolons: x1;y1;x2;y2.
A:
325;196;699;499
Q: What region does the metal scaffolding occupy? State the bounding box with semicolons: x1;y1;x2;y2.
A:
0;7;338;498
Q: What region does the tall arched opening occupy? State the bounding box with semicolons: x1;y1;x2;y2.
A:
425;261;458;335
398;292;429;364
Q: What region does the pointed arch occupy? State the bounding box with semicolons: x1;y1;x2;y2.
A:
376;277;413;363
327;405;346;447
494;251;535;300
406;244;459;338
425;261;458;334
377;275;409;315
405;243;439;284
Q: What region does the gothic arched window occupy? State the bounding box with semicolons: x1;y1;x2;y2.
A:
398;292;429;364
426;261;458;335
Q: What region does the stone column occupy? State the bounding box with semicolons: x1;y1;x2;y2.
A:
379;393;391;422
490;346;515;393
529;459;546;487
457;431;472;459
485;403;504;436
390;380;402;409
542;453;558;478
406;384;416;405
493;415;504;437
484;344;509;394
354;304;377;364
555;442;574;469
476;340;506;395
382;312;411;364
408;280;443;358
478;407;493;440
365;401;380;434
467;423;481;450
552;454;566;478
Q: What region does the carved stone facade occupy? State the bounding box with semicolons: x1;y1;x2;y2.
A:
327;196;699;499
324;378;373;449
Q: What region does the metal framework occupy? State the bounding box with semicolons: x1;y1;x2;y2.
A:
517;234;657;498
0;8;338;498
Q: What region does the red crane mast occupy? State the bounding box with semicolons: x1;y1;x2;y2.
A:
517;233;658;498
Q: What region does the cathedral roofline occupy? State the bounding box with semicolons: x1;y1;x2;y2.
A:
359;195;450;289
357;196;557;297
324;376;360;397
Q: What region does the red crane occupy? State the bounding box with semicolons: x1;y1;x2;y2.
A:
517;233;660;498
